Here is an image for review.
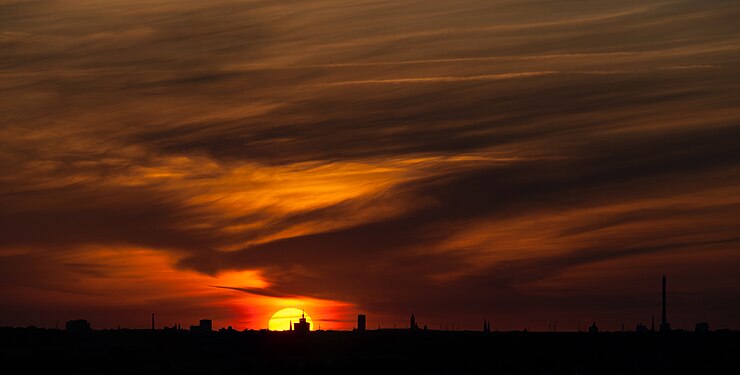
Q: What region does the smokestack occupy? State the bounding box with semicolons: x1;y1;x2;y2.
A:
661;276;666;325
660;276;670;332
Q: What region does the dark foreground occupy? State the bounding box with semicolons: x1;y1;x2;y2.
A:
1;328;738;374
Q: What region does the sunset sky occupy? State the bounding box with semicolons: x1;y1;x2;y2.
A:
1;0;739;331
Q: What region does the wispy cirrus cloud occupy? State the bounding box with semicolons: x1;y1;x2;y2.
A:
1;0;740;330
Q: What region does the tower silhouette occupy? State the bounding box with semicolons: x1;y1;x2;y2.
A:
357;314;366;332
410;314;418;330
293;311;310;333
660;276;671;332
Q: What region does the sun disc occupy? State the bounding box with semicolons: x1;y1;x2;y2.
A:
268;307;313;331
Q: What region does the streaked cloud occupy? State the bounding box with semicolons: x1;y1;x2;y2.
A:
1;0;739;330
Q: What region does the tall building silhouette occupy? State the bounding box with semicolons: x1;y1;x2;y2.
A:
410;313;418;330
190;319;212;333
200;319;212;331
357;314;366;332
660;276;671;332
293;311;310;333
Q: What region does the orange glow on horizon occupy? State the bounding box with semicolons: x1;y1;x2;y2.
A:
2;245;353;330
268;308;314;331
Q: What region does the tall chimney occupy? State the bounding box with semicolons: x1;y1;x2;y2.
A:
660;276;670;332
661;276;666;325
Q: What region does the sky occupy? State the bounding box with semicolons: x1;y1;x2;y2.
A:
1;0;739;331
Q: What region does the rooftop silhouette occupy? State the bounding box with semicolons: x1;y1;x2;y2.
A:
2;275;736;373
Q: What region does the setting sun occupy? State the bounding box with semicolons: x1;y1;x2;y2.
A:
268;308;314;331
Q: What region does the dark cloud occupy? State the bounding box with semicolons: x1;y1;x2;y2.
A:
175;123;740;326
0;184;220;252
211;285;297;299
1;0;740;329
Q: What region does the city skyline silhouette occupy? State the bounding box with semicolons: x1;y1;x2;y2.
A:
3;0;740;333
2;0;740;372
6;275;722;335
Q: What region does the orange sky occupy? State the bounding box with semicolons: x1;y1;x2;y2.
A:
1;0;740;331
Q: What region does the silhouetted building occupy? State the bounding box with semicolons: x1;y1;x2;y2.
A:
200;319;212;331
483;320;491;333
410;314;418;330
190;319;212;333
219;326;236;334
695;322;710;333
660;276;671;332
588;322;599;334
66;319;91;333
357;314;366;332
293;312;310;333
635;323;649;333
